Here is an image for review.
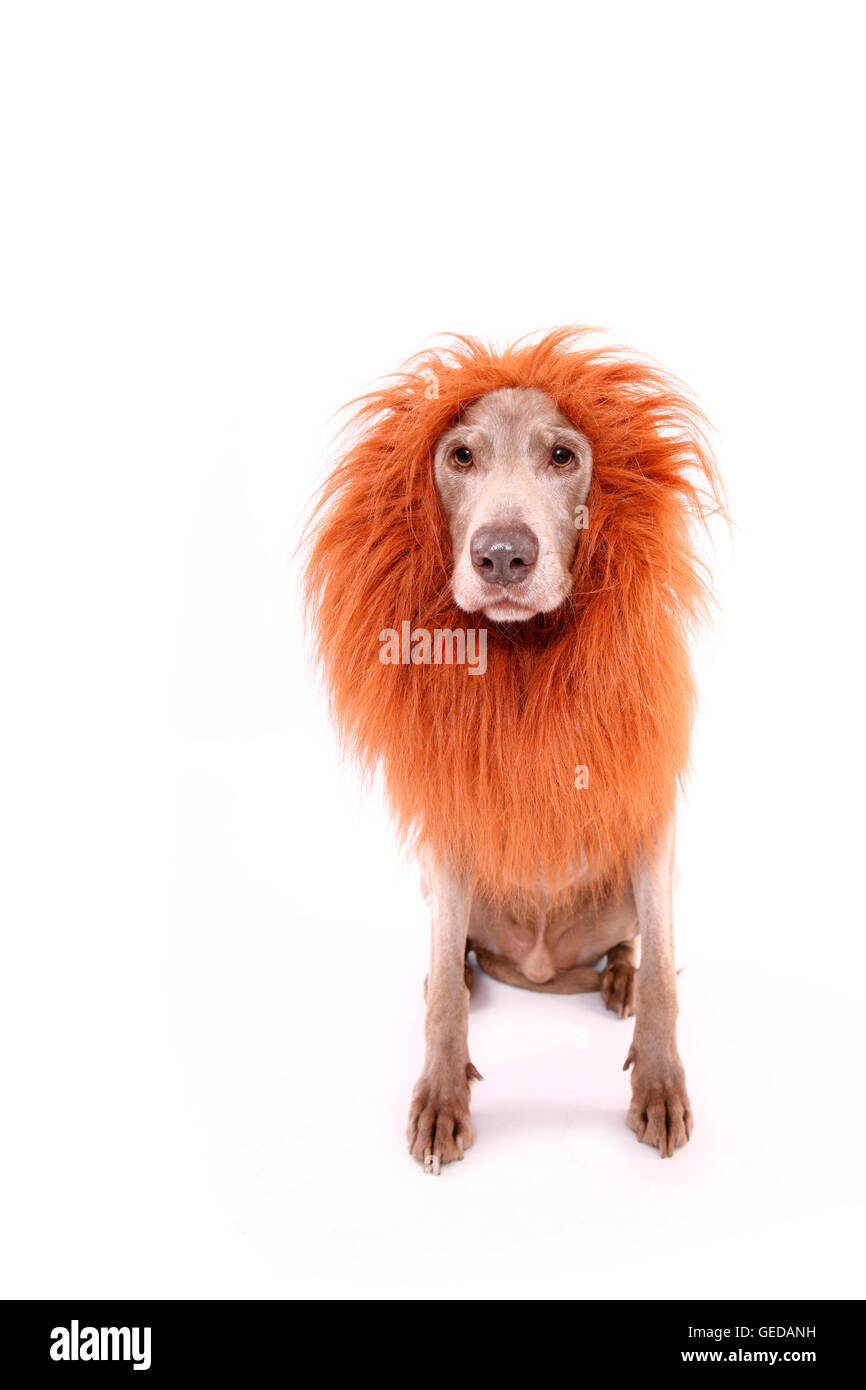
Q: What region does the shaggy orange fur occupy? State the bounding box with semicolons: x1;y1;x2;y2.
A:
303;329;723;906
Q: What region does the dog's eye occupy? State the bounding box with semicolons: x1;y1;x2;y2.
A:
452;447;474;469
551;446;575;467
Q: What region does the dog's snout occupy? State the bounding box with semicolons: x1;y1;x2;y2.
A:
470;523;539;585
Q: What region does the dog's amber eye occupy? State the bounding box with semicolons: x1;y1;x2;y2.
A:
452;447;474;468
551;446;575;467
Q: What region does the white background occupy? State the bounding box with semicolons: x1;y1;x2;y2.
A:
1;1;864;1300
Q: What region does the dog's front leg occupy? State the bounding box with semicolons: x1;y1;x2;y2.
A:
407;861;480;1174
624;818;693;1157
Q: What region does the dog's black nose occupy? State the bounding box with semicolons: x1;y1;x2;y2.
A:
470;523;539;585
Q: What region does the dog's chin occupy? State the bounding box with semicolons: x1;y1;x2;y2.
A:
453;583;570;624
480;598;540;623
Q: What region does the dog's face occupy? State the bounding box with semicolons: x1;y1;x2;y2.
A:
433;387;593;622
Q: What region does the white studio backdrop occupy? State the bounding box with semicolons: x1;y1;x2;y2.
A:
1;2;863;1299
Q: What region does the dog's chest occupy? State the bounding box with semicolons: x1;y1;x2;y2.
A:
467;885;637;985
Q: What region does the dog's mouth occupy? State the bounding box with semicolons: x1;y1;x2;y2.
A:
463;580;544;622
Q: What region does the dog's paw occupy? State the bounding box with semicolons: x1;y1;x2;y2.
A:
624;1047;693;1158
601;958;635;1018
407;1062;481;1173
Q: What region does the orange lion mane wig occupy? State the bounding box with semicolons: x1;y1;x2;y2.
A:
303;328;723;908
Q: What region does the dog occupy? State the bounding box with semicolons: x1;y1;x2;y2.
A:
303;329;722;1170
